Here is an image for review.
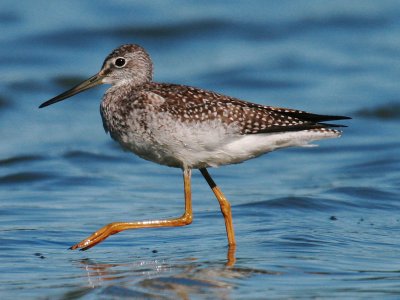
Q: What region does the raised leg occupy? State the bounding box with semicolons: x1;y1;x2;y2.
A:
199;168;236;246
70;168;193;251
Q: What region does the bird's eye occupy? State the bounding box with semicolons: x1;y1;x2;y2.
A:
115;57;126;68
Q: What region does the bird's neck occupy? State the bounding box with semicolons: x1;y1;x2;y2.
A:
103;81;149;107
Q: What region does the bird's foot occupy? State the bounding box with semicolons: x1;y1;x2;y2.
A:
70;222;120;251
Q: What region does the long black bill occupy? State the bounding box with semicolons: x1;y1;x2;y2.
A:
39;73;104;108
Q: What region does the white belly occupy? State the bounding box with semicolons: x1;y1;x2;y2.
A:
115;112;341;169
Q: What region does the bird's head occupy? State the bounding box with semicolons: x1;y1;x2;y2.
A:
39;44;153;108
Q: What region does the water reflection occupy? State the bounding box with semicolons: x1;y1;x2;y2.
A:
72;248;275;299
226;245;236;267
75;258;230;299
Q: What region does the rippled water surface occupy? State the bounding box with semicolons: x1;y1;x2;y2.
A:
1;1;400;299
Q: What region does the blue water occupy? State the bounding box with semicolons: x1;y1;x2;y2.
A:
1;0;400;299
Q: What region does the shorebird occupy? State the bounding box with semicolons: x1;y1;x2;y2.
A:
39;44;350;251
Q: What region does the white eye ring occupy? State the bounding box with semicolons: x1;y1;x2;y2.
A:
114;57;126;68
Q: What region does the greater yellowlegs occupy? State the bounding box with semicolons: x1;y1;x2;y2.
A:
39;44;350;251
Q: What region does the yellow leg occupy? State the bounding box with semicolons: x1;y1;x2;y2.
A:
70;169;193;251
199;168;236;246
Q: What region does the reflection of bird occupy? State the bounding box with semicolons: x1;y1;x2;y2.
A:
40;44;350;251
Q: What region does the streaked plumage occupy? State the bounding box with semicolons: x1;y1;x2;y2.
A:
100;81;346;169
39;44;350;253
